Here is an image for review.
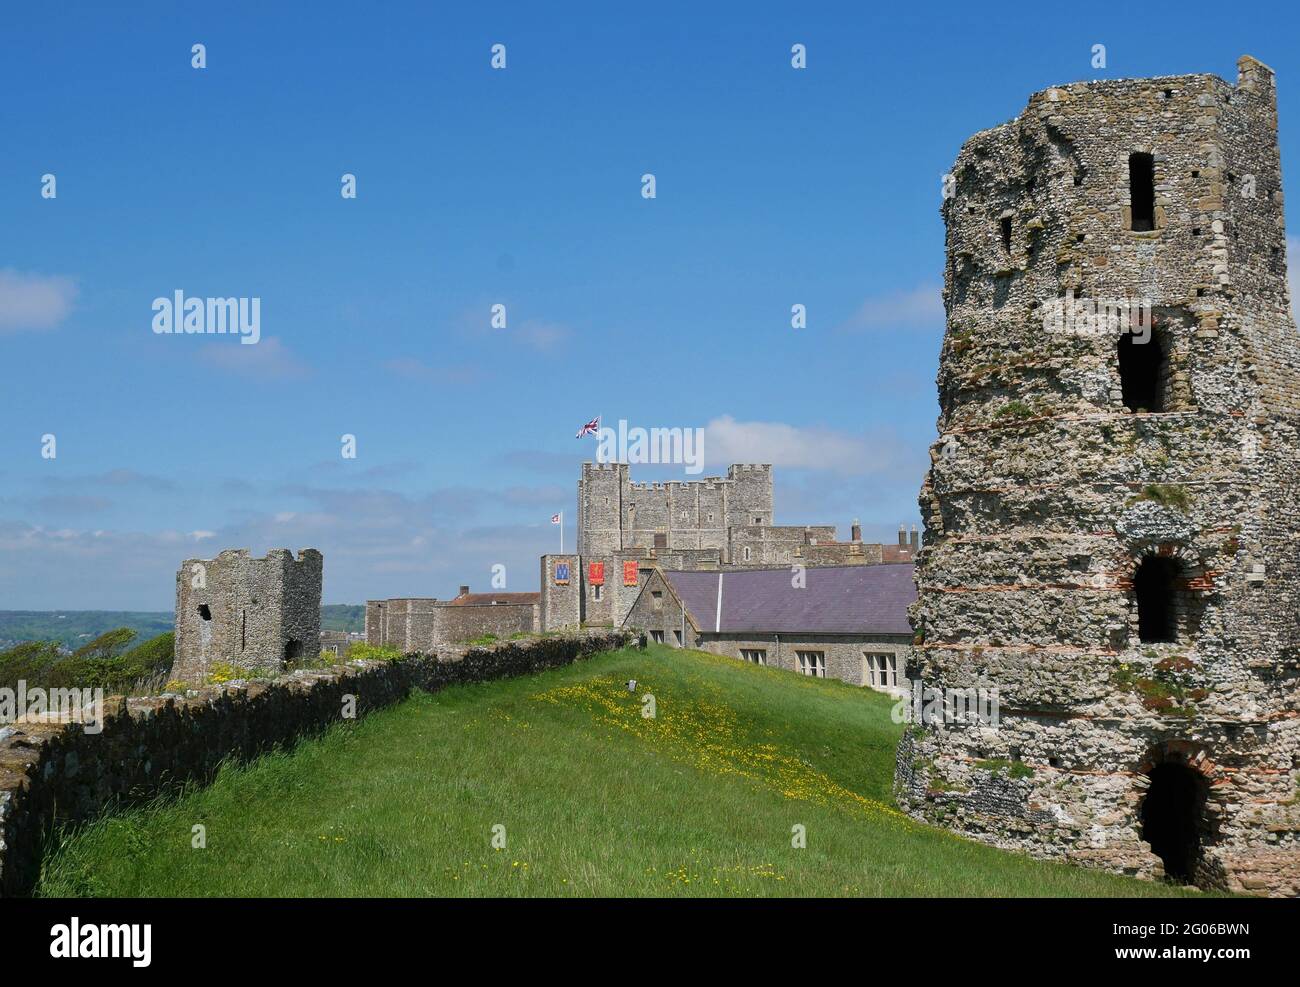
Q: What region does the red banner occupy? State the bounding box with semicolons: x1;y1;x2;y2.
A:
623;561;639;586
588;562;605;585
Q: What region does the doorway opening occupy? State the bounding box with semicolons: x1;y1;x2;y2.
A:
1141;761;1207;882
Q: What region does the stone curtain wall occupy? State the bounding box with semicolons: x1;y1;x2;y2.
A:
0;629;629;897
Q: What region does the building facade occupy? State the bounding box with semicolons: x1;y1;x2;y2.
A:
623;564;916;691
896;57;1300;895
365;586;541;653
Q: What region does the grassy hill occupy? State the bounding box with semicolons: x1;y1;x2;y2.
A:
37;644;1202;897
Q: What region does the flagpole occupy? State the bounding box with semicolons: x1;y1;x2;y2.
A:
560;510;564;555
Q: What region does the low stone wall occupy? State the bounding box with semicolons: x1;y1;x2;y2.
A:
0;629;629;897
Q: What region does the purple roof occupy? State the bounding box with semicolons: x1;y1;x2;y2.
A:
663;564;916;636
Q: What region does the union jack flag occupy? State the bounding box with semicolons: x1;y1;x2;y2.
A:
551;513;561;524
575;416;600;438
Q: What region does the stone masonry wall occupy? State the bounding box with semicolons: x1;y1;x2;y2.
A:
0;629;629;897
896;56;1300;897
174;549;322;684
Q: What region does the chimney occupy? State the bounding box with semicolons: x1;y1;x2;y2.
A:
458;585;470;598
909;525;920;552
898;524;907;547
851;518;862;542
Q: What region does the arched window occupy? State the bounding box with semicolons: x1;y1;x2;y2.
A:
1134;555;1179;643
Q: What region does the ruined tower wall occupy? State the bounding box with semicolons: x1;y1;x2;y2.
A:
896;57;1300;896
174;549;322;684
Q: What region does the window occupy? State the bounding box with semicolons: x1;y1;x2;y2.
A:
743;546;752;562
797;651;825;678
1135;556;1179;643
865;653;897;689
741;649;767;665
1000;216;1012;253
592;584;603;601
1129;152;1155;231
197;604;212;621
673;630;683;646
708;512;714;522
649;630;665;644
651;590;663;600
753;516;762;524
1119;328;1166;412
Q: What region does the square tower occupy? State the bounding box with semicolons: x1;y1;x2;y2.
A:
173;548;323;684
897;58;1300;895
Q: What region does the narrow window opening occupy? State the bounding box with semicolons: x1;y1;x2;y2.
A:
1135;556;1179;643
1119;329;1165;412
1129;152;1155;231
284;638;303;662
1141;762;1207;883
241;609;246;650
1000;216;1012;254
197;604;212;621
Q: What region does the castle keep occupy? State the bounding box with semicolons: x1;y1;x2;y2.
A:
174;549;322;683
555;462;916;629
895;57;1300;895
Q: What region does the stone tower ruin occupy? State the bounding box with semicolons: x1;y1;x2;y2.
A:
173;548;323;684
896;57;1300;895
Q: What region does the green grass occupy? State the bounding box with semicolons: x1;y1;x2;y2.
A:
38;645;1204;897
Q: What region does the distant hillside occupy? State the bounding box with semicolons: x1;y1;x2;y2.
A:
0;611;174;652
0;605;365;650
320;604;365;633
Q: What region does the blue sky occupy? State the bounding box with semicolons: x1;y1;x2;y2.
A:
3;0;1298;609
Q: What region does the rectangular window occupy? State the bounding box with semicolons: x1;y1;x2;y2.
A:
1129;152;1155;231
797;651;825;678
650;630;664;644
651;590;662;600
592;584;603;601
740;648;767;665
673;630;682;646
865;653;897;689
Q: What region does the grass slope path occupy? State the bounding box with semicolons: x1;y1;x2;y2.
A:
0;630;628;897
39;645;1204;897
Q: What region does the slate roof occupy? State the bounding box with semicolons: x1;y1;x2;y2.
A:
662;564;916;635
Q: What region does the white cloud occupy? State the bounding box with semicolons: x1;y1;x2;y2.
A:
199;337;310;379
517;320;571;351
840;282;943;332
702;415;920;477
0;269;78;333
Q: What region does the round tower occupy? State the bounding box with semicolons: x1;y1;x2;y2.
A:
895;56;1300;896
